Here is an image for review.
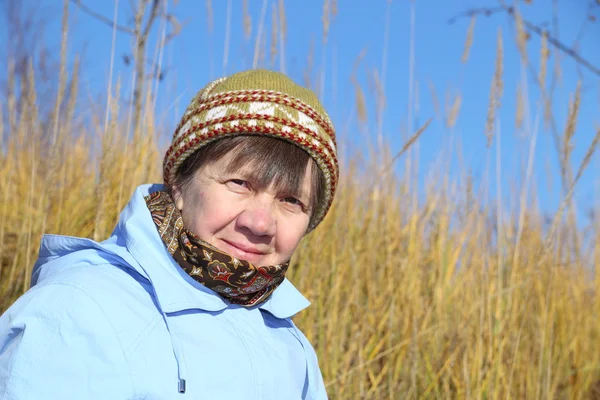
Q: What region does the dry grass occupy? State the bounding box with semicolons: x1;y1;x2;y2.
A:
243;0;252;39
461;16;476;64
1;2;600;399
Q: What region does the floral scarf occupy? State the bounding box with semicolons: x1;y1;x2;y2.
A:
144;190;289;307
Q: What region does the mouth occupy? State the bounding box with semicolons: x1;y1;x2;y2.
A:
220;239;268;264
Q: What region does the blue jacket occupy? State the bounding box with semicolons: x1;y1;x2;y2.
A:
0;184;328;399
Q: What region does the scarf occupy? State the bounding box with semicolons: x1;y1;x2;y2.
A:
144;190;289;307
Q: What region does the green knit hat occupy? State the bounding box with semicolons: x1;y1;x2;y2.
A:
163;69;338;231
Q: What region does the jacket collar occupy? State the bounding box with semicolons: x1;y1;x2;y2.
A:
115;184;310;319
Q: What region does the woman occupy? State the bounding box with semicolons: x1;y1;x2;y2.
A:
0;69;338;399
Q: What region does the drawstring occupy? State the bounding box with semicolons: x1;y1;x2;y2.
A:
160;311;187;394
132;261;187;394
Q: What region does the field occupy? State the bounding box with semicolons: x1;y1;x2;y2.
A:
1;1;599;398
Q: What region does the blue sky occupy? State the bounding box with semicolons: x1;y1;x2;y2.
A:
2;0;599;224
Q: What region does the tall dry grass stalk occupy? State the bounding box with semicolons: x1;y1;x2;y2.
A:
223;0;232;73
252;0;268;69
1;2;600;399
321;0;331;44
446;94;462;129
278;0;287;72
205;0;213;34
562;82;581;181
539;31;549;88
270;2;278;67
353;77;368;124
515;9;529;63
485;28;504;147
516;83;525;129
461;16;476;64
243;0;252;39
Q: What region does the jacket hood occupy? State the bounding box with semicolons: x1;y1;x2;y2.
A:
32;183;311;319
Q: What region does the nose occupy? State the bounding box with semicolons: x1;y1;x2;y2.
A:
236;195;276;238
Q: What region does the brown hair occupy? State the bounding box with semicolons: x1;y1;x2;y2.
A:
169;135;326;226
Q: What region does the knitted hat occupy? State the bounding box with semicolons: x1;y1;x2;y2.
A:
163;69;338;231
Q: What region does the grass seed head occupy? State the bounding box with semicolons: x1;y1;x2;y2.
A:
461;16;476;64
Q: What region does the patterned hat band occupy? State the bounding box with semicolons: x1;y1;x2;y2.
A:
163;70;339;231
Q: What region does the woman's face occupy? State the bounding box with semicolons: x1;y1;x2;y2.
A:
172;151;313;266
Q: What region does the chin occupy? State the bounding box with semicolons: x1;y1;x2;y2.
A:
245;254;268;265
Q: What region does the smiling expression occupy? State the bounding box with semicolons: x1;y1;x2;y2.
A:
172;151;314;266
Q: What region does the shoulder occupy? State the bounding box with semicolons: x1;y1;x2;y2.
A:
2;263;146;345
0;270;136;399
34;257;149;297
36;260;155;313
6;265;114;321
5;262;161;352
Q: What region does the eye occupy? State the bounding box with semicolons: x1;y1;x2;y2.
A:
226;179;250;191
284;196;302;206
230;179;248;187
282;196;308;212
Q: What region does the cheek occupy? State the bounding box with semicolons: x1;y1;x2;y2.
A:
180;194;205;235
182;189;238;239
275;217;309;257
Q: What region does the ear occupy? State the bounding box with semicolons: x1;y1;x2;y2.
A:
171;185;185;211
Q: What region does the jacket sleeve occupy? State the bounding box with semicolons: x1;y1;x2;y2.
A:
0;283;134;400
